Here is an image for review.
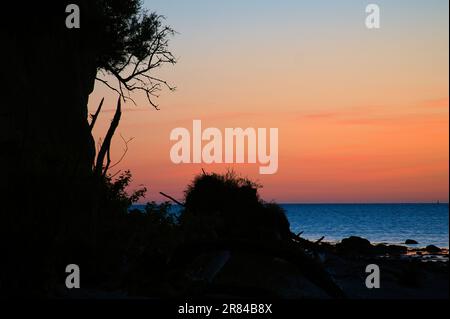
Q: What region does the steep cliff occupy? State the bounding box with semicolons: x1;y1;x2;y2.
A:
0;2;101;296
0;0;173;296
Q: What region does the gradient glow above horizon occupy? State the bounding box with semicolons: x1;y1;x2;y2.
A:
88;0;449;203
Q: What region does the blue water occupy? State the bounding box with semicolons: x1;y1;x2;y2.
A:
131;203;449;248
283;204;449;248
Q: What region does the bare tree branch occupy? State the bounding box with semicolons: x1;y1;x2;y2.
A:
108;134;135;170
89;97;104;131
95;21;176;110
104;147;112;176
94;97;122;177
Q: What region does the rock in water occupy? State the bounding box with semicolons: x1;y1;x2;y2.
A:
405;239;418;245
425;245;441;253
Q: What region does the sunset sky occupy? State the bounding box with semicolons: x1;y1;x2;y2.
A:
88;0;449;203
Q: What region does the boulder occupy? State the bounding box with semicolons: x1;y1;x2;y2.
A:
338;236;373;255
425;245;441;253
405;239;418;245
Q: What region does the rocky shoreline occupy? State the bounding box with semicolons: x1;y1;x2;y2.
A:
308;236;449;261
296;236;449;298
58;235;448;299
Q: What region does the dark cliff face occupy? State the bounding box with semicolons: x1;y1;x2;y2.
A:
0;0;169;297
0;2;101;295
2;2;97;181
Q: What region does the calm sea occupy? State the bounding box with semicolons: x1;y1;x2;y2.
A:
131;203;449;248
283;204;449;248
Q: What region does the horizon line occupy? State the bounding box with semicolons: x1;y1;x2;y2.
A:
132;201;449;206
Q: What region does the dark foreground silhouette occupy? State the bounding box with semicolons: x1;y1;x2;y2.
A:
0;0;174;297
6;167;448;299
1;1;447;299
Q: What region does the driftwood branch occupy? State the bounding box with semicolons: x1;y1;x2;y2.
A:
315;236;325;244
293;231;304;240
159;192;185;207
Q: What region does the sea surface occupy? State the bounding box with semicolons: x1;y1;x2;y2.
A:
131;203;449;248
283;204;449;248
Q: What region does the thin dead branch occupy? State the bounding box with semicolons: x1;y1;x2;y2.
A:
108;134;135;170
94;97;122;177
89;97;104;131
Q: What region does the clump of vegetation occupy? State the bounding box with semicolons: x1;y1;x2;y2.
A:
124;202;180;295
100;170;147;215
126;201;179;263
57;169;179;293
179;170;291;242
52;169;292;296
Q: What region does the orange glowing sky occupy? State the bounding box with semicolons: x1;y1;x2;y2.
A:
88;0;449;203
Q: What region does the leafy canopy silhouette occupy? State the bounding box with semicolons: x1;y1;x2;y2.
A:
94;0;176;108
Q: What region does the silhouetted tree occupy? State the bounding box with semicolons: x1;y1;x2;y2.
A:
94;2;176;109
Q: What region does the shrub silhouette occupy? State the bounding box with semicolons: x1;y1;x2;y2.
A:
124;202;180;295
180;171;291;242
